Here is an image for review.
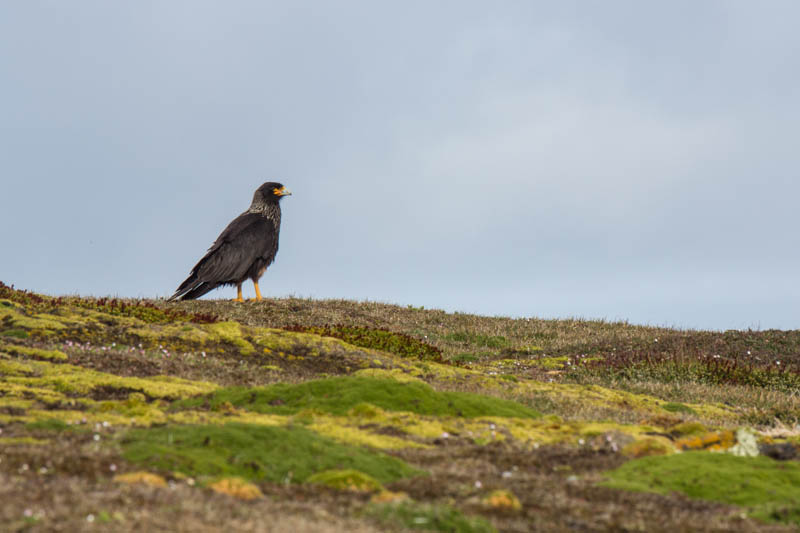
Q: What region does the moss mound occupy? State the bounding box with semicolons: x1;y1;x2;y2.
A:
307;469;384;492
121;423;423;484
602;451;800;525
284;324;443;362
175;376;540;419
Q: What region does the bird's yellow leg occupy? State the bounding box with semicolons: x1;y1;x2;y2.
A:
250;281;262;302
232;284;244;302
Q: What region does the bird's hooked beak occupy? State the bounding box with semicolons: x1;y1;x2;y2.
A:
274;186;292;197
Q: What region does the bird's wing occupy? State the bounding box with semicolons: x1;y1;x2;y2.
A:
191;213;276;283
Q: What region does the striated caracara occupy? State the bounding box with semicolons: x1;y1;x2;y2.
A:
168;182;291;302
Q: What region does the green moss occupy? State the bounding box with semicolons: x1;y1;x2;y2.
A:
284;324;443;362
307;469;384;492
25;418;70;432
364;501;496;533
121;423;423;484
175;376;540;419
661;402;697;415
1;329;28;339
602;452;800;525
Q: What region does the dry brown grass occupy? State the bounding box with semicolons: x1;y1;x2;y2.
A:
3;289;799;532
165;297;800;426
165;297;670;357
166;296;800;364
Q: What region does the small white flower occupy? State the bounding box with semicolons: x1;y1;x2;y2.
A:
24;509;33;518
109;464;117;472
86;514;95;523
474;480;482;489
502;471;512;479
93;434;101;441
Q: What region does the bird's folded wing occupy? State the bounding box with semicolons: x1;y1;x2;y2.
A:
193;214;276;283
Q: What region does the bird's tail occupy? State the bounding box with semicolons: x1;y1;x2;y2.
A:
168;274;219;301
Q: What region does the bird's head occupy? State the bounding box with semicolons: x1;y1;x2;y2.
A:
252;182;292;207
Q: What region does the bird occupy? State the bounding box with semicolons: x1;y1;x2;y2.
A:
168;182;291;302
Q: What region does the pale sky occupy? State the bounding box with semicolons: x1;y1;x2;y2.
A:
2;1;799;330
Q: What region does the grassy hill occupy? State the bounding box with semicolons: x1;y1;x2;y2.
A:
1;281;798;532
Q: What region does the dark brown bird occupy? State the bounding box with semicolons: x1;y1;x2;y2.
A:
169;182;291;302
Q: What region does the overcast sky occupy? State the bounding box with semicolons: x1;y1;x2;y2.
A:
2;1;799;331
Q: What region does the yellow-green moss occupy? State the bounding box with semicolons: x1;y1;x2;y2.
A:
354;368;427;383
307;469;384;492
622;438;674;458
208;477;264;500
510;380;737;421
0;343;67;361
204;322;255;355
3;358;217;398
524;356;569;370
0;307;68;331
0;381;71;405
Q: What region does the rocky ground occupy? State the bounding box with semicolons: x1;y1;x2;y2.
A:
1;281;798;532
